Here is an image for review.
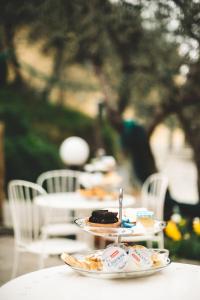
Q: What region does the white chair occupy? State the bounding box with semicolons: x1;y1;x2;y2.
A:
8;180;88;278
123;173;168;248
104;173;168;248
36;170;83;238
37;169;83;193
141;173;168;221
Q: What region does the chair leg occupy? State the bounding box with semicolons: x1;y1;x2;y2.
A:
11;249;20;279
38;254;46;269
146;240;153;248
158;232;164;249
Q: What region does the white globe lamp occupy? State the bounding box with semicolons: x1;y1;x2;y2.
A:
59;137;90;166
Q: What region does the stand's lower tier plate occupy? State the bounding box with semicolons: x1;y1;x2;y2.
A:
75;218;166;238
64;249;170;279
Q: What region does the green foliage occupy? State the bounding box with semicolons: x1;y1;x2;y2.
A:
28;100;94;145
0;88;61;183
5;133;62;184
0;87;117;185
165;235;200;261
165;214;200;261
101;122;120;158
1;0;200;196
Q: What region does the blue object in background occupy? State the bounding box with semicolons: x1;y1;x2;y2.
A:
122;217;136;228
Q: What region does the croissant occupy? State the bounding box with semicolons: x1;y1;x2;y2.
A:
61;252;102;271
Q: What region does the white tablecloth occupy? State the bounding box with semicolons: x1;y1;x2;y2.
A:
0;263;199;300
35;192;135;210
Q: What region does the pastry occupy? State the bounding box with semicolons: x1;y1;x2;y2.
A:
89;210;118;223
61;252;103;271
79;188;116;200
87;210;120;227
85;254;103;270
151;253;162;267
61;245;168;273
61;253;89;270
130;245;146;250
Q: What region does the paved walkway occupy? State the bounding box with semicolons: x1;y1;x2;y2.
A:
0;236;62;286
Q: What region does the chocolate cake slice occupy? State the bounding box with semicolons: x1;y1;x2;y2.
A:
89;210;118;224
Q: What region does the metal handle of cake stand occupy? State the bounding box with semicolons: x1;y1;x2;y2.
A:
117;187;123;244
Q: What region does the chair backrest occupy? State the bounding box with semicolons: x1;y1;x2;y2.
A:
8;180;47;246
37;169;83;193
141;173;168;220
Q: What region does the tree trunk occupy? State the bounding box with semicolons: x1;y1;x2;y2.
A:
147;108;171;138
3;23;22;85
190;146;200;200
93;64;112;104
93;62;134;115
93;104;104;152
147;95;199;138
0;123;5;224
0;38;8;86
196;161;200;199
177;110;200;202
118;66;134;114
0;56;8;86
92;64;109;151
42;46;64;102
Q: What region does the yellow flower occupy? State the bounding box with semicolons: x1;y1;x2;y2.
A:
193;218;200;236
165;220;182;241
183;233;190;240
171;213;181;224
179;218;186;227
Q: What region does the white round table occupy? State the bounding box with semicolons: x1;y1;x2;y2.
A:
0;263;199;300
34;193;134;247
34;192;135;210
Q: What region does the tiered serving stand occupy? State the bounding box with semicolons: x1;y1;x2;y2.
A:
68;188;170;279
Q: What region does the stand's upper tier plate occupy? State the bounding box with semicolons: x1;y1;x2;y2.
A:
75;218;166;238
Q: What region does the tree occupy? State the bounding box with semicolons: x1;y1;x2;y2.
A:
144;0;200;198
27;0;78;102
104;0;200;201
2;0;199;202
0;1;42;85
0;122;4;223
